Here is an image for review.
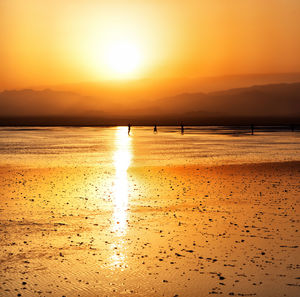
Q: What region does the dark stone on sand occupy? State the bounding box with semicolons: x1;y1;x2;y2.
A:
175;253;184;257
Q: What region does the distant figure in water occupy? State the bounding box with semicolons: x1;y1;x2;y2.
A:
181;123;184;134
154;124;157;133
128;124;131;135
251;124;254;135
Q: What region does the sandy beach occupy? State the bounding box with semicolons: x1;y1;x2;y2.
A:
0;161;299;297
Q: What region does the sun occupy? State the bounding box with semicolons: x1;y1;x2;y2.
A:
105;40;141;78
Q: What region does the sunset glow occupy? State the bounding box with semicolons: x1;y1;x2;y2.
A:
105;40;141;78
0;1;300;296
1;0;300;89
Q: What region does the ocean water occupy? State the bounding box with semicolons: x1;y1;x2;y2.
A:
1;126;300;297
0;126;299;167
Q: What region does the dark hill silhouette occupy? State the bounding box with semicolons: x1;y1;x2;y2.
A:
0;89;105;117
152;83;300;118
0;82;299;125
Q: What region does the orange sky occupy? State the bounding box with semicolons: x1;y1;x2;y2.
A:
1;0;300;90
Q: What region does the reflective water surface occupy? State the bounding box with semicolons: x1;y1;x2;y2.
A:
112;127;132;234
0;126;300;297
111;127;132;268
0;126;300;167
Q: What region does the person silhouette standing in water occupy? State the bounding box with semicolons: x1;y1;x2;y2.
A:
251;124;254;135
154;124;157;133
128;124;131;135
291;123;295;132
181;122;184;134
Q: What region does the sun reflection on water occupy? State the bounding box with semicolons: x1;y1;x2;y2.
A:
109;127;132;269
112;127;132;234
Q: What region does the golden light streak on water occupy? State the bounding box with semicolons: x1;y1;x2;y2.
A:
112;127;132;234
109;127;132;269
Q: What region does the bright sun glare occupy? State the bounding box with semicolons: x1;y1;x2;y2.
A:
105;40;141;77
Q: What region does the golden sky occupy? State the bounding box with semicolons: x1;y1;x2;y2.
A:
1;0;300;90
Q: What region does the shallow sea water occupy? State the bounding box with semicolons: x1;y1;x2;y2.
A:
0;126;300;167
0;126;299;297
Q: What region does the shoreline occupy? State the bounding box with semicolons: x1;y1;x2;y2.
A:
1;159;300;170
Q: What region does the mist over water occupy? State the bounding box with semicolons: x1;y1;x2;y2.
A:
0;126;300;167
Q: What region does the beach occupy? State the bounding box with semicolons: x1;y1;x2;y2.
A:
1;160;299;297
0;126;300;296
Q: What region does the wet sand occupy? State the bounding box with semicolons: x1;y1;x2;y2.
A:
0;161;299;297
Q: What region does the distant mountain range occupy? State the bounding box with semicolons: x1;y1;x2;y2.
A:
0;82;300;125
152;82;300;117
